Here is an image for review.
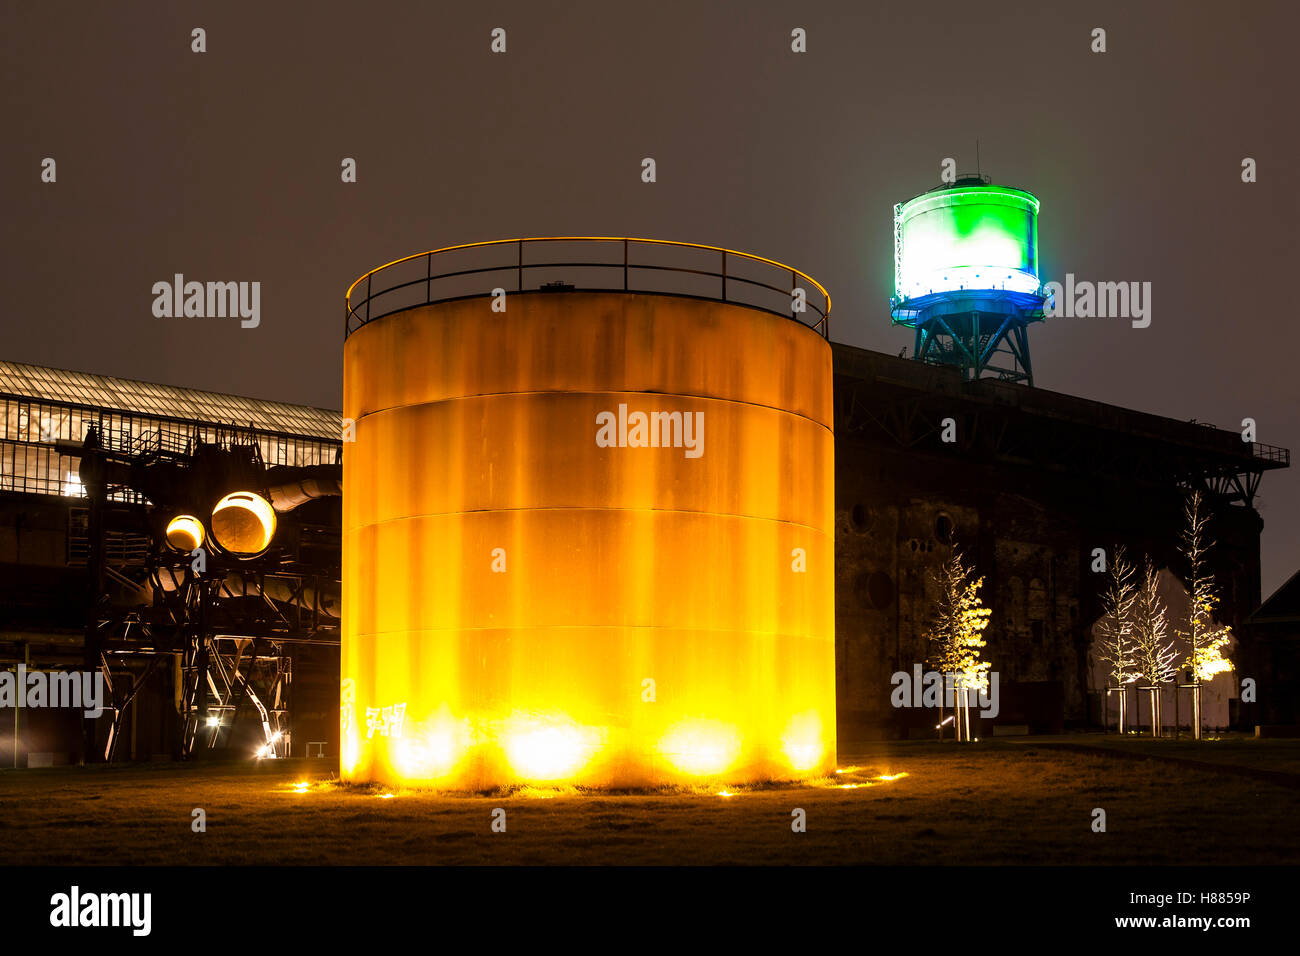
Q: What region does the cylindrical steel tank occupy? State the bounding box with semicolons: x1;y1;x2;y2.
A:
895;183;1041;304
341;245;835;789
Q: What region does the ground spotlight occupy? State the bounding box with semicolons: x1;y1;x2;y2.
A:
210;491;277;556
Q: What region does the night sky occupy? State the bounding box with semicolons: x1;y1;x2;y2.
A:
2;1;1296;593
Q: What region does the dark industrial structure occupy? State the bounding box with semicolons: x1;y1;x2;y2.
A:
0;329;1292;763
1245;570;1300;728
832;343;1290;739
0;362;342;766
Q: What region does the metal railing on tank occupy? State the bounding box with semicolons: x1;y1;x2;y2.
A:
344;237;831;340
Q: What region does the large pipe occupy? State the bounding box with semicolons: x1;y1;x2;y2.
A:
221;572;341;620
263;465;342;512
150;567;341;620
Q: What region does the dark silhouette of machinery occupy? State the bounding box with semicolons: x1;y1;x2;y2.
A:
66;426;341;762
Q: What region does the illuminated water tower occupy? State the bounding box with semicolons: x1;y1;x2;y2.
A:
890;176;1047;385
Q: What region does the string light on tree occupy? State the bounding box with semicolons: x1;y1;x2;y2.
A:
927;549;992;742
1178;491;1236;739
1095;545;1139;733
1131;558;1177;737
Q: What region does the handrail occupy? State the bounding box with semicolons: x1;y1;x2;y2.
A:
1251;442;1290;465
343;237;831;339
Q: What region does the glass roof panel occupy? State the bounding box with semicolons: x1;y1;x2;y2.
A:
0;361;341;440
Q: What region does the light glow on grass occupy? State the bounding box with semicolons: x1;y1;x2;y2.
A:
393;709;474;781
341;731;360;777
502;713;603;782
509;785;578;799
876;772;909;782
658;718;743;776
780;710;827;772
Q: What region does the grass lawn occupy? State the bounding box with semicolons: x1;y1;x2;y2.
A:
1018;734;1300;775
1;739;1296;865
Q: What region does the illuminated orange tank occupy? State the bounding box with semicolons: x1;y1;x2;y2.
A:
341;239;835;788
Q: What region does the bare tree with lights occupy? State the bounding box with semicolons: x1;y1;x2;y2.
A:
1131;557;1177;737
927;549;992;743
1177;491;1235;739
1094;545;1138;733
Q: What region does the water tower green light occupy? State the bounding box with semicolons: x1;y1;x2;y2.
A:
890;176;1047;385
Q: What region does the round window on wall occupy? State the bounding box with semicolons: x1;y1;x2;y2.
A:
935;513;954;545
850;503;870;532
867;571;895;610
854;570;896;611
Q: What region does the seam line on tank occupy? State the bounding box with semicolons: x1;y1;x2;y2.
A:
341;508;834;536
344;390;834;435
346;625;838;639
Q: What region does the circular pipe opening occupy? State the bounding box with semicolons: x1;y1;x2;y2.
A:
210;492;276;555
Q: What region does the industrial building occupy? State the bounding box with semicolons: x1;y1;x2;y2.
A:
0;223;1292;768
0;362;343;766
831;342;1289;738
